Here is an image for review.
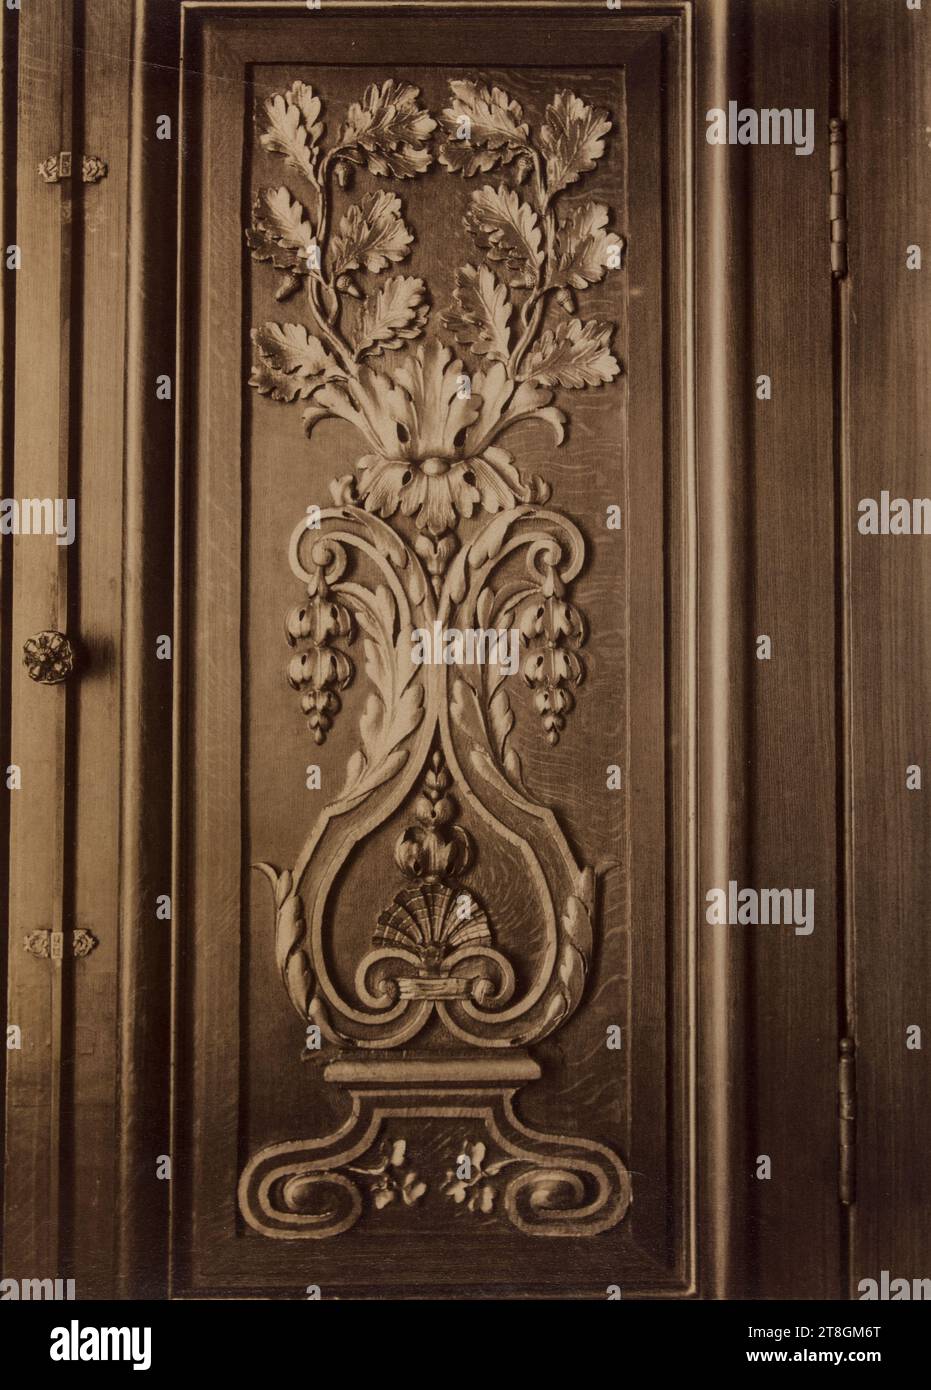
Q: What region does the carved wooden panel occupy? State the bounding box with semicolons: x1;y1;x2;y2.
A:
179;8;691;1297
8;0;931;1308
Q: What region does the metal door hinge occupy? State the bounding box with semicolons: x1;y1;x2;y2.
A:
829;118;848;279
24;928;98;959
38;152;108;184
838;1036;856;1205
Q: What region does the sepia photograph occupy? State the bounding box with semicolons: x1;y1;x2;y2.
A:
0;0;928;1364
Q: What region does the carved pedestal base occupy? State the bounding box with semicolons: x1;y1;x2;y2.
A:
239;1058;631;1239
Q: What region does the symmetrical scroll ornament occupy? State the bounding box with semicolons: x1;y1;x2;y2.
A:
241;77;630;1240
239;1086;630;1240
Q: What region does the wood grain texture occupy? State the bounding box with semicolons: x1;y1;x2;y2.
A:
846;0;931;1295
743;0;840;1300
67;0;134;1300
0;0;13;1286
3;0;74;1281
696;0;754;1300
114;0;177;1299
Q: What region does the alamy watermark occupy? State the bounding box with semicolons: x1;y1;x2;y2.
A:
858;492;931;534
411;623;519;676
0;1276;75;1300
50;1320;152;1371
0;497;75;545
706;103;815;157
705;881;815;936
858;1271;931;1300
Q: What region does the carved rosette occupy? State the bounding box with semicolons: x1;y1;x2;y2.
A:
244;75;630;1238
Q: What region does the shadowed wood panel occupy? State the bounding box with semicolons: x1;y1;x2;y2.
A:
744;0;840;1300
847;0;931;1296
3;0;74;1281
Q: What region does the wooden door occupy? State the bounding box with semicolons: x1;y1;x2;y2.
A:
2;0;929;1305
178;5;691;1299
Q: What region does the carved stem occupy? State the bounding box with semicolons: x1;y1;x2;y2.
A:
305;146;361;374
509;145;557;379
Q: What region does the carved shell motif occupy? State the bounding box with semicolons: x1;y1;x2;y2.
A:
374;882;491;971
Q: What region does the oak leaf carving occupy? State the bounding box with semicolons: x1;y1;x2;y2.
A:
438;80;529;177
250;323;341;401
259;81;324;185
539;91;612;195
354;275;429;355
465;184;543;289
331;190;414;275
521;317;620;388
552;200;613;290
339;80;435;178
251;186;315;257
442;264;511;362
246;188;316;300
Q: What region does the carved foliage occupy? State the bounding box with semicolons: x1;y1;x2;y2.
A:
247;77;621;541
249;79;622;1055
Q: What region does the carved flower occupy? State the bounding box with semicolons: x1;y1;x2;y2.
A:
442;1138;513;1213
349;1138;427;1210
303;339;562;535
